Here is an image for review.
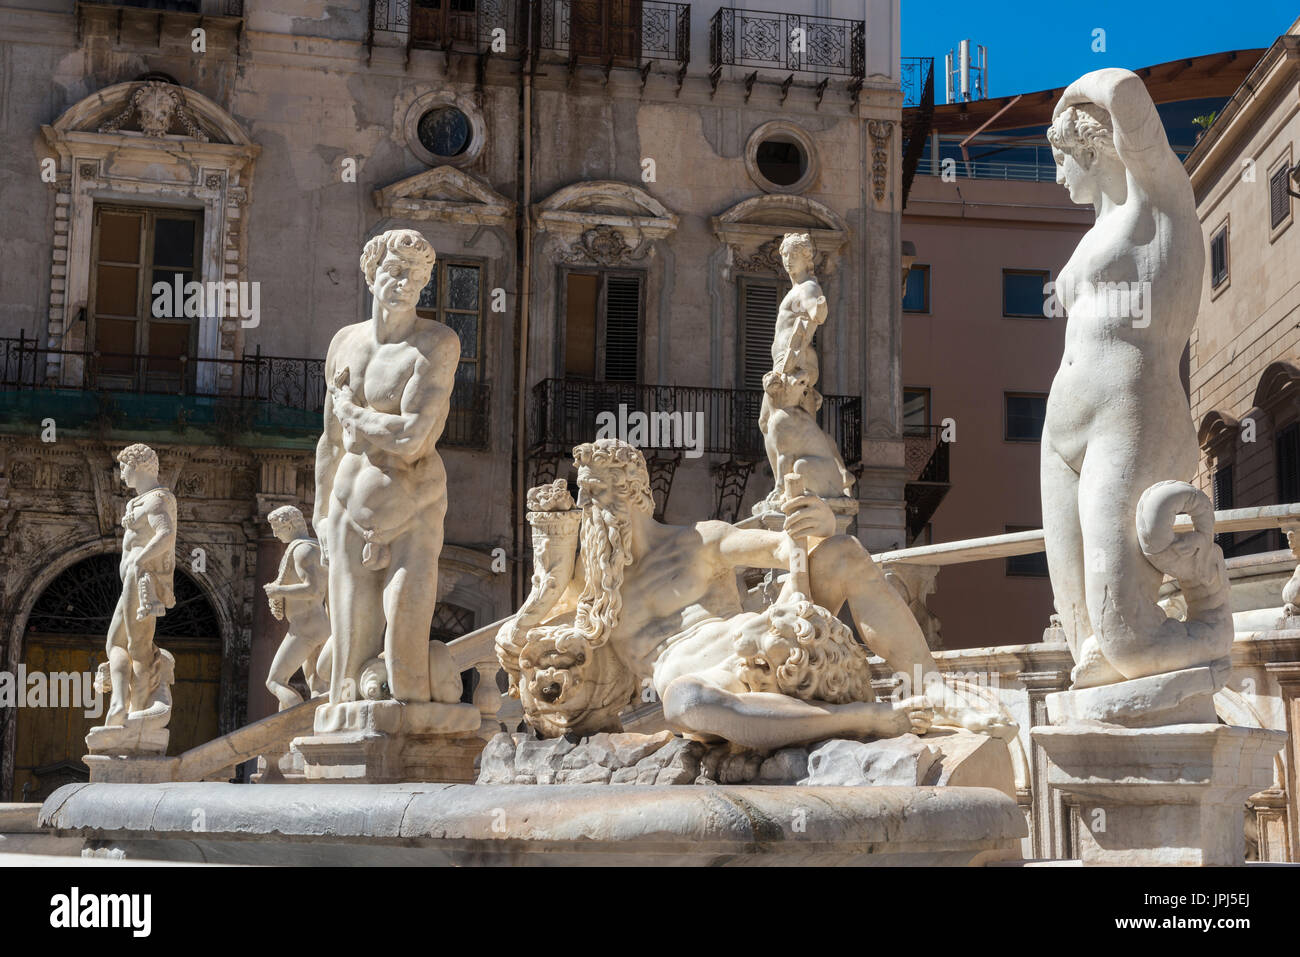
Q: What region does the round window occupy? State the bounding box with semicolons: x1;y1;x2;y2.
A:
755;138;807;187
417;107;472;159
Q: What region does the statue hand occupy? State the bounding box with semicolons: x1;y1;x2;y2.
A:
782;493;835;539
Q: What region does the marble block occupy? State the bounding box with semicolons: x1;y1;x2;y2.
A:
1032;723;1286;866
1045;663;1230;729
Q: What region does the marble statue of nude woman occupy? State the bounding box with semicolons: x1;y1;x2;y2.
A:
1040;68;1232;689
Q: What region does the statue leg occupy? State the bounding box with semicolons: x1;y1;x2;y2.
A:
266;628;314;711
807;535;932;679
123;576;157;714
381;521;441;703
325;514;383;702
103;591;132;726
1077;439;1203;681
662;670;931;751
1041;431;1091;661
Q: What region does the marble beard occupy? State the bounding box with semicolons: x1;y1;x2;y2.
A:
86;444;178;754
499;439;1011;752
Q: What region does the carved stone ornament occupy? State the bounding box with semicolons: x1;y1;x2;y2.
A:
98;82;210;141
560;225;642;266
867;120;892;203
732;237;828;277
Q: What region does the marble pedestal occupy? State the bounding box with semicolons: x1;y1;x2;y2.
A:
1032;720;1286;866
290;699;482;783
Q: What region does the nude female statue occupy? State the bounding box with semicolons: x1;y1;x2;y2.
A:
1041;68;1232;688
314;229;461;705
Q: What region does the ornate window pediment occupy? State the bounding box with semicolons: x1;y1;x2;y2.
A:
1197;410;1241;453
534;181;678;264
1253;360;1300;412
373;166;514;227
39;81;258;386
711;194;849;277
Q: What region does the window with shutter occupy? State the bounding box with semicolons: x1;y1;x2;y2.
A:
1213;464;1234;552
561;269;642;383
603;275;641;382
1210;227;1228;288
1271;164;1292;230
740;279;780;389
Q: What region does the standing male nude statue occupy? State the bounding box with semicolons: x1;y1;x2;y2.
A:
314;228;461;706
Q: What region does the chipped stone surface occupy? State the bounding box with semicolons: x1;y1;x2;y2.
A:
476;729;1014;791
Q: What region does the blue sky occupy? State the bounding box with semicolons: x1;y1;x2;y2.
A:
902;1;1297;98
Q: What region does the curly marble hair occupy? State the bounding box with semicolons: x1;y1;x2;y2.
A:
267;505;308;533
732;595;873;704
360;229;436;289
1047;103;1117;167
572;438;655;517
117;443;159;473
779;232;815;262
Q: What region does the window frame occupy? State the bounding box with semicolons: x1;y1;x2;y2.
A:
1004;524;1050;578
415;256;486;387
1209;217;1230;297
902;263;931;314
1004;391;1048;443
87;202;204;393
1001;268;1051;319
1268;148;1294;242
557;266;645;383
903;386;932;433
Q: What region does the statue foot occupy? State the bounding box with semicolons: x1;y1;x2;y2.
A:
1071;634;1126;689
103;704;127;727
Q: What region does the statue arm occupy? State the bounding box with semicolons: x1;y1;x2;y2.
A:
314;340;346;530
713;523;789;571
132;494;177;568
270;544;327;599
334;333;457;463
1054;69;1179;190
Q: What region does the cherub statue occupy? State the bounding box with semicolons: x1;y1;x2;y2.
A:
263;505;330;711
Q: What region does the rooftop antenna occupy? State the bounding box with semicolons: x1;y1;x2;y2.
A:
944;40;988;104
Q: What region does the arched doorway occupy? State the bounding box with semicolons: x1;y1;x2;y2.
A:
11;554;222;802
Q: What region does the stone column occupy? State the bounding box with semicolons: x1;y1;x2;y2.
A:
1017;663;1072;860
1265;661;1300;861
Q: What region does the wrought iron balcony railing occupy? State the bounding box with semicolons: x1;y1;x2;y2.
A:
901;56;934;110
530;377;861;465
0;335;489;449
903;424;951;542
900;56;936;208
76;0;244;16
535;0;690;65
367;0;521;58
709;8;864;79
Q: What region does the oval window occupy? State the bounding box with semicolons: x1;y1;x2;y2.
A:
755;137;808;187
417;107;472;159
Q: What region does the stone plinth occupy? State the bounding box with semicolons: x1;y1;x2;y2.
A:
85;725;169;757
290;699;482;784
37;781;1026;866
1032;723;1286;866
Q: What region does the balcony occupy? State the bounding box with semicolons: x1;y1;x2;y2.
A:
709;9;864;80
903;424;950;544
535;0;690;67
367;0;522;63
900;57;936;207
75;0;245;45
0;336;489;451
529;377;861;465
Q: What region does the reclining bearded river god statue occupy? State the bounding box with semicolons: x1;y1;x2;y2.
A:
1029;68;1286;865
492;438;1018;789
